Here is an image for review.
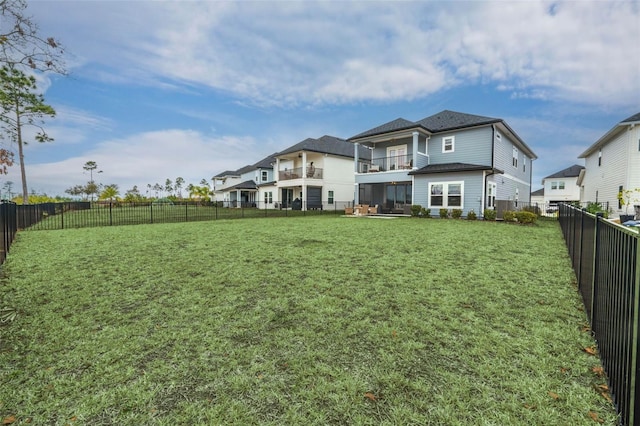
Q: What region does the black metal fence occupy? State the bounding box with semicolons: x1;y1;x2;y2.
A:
559;203;640;426
0;201;18;264
17;200;354;231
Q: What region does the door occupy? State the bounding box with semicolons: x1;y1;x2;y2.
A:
281;188;293;208
306;187;322;209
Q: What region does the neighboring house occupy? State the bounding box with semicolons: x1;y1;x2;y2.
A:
348;110;537;217
578;112;640;218
213;154;277;207
531;188;544;206
257;135;371;210
541;164;584;206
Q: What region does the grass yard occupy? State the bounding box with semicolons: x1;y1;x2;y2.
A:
0;216;617;425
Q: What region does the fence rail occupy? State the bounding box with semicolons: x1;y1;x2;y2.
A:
0;201;17;264
14;200;354;231
559;203;640;426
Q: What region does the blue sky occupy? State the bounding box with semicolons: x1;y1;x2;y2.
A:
4;0;639;198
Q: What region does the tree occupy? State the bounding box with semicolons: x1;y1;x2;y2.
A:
188;184;210;205
174;176;184;199
0;0;66;73
124;185;142;202
0;65;55;203
99;184;119;202
2;178;12;198
0;147;12;173
164;178;173;196
83;181;99;201
64;184;84;199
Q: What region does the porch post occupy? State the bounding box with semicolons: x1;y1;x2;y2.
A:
301;152;307;211
354;142;360;205
412;132;418;169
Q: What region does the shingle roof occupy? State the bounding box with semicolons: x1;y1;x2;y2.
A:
621;112;640;124
277;135;371;160
531;188;544;196
409;162;498;175
225;180;258;191
349;118;419;140
543;164;584;179
415;110;501;132
213;170;240;178
349;110;502;140
251;153;277;169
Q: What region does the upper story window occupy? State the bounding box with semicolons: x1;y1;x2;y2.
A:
442;136;455;153
261;171;268;182
598;149;602;166
512;147;518;168
551;181;565;190
387;144;407;170
523;157;526;173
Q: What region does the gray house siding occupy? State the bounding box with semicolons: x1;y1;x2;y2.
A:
494;128;531;186
427;127;493;166
413;171;485;216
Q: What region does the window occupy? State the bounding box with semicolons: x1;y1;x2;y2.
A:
442;136;455;153
387;145;407;170
328;190;334;205
558;181;565;190
429;181;463;208
487;182;496;209
523;157;526;173
551;181;565;190
264;191;273;204
598;149;602;166
551;181;557;190
261;171;268;182
512;146;518;168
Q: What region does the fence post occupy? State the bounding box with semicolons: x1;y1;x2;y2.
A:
185;202;188;222
109;202;113;226
61;202;64;230
150;203;153;224
630;236;640;426
590;212;603;326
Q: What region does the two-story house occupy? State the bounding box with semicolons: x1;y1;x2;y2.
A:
212;154;277;207
348;110;537;217
540;164;584;208
258;135;371;210
578;112;640;219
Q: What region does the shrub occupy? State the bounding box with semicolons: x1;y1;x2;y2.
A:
515;211;538;224
483;209;496;221
451;209;463;219
421;207;431;218
586;202;609;218
439;208;449;219
523;205;540;215
410;205;422;217
503;211;516;222
466;210;477;220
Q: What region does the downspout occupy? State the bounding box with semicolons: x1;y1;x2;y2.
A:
354;142;360;205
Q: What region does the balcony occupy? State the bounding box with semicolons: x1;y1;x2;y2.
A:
359;154;413;173
279;166;323;181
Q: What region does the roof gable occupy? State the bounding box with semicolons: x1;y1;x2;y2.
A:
416;110;500;132
543;164;584;180
349;118;419;140
579;111;640;158
621;112;640;124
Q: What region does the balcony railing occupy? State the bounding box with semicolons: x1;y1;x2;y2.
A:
279;166;323;181
359;154;413;173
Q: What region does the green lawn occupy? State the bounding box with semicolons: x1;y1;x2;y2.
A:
0;217;617;425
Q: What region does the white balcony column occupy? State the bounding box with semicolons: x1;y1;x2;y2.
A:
275;158;281;183
301;152;307;210
354;142;359;172
412;132;419;169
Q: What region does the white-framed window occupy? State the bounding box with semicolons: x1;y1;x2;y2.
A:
387;144;407;170
523;157;526;173
261;171;268;182
598;149;602;166
551;181;566;190
328;190;334;204
512;146;518;168
429;181;463;209
487;182;496;209
264;191;273;204
442;136;455;153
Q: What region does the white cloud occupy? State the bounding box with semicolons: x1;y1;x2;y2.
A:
32;0;637;109
18;129;263;197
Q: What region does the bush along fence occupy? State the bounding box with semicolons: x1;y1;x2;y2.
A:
559;203;640;426
15;200;354;231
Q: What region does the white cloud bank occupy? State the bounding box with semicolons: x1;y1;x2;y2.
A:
35;0;640;108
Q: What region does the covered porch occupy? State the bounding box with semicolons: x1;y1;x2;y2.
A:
357;182;412;215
